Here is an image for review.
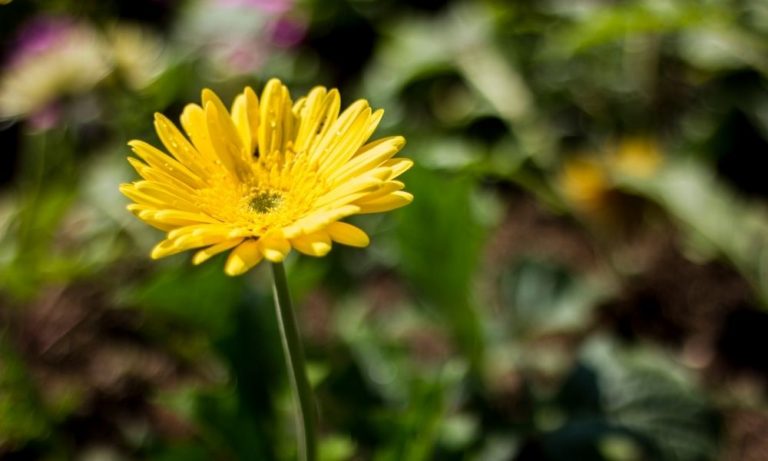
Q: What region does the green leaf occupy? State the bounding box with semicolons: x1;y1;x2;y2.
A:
620;156;768;305
499;259;608;337
553;1;728;54
581;337;720;461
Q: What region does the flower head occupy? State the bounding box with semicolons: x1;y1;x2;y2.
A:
120;79;413;275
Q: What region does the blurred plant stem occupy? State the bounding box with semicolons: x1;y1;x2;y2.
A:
270;262;317;461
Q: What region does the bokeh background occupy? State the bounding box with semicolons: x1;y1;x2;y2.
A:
1;0;768;459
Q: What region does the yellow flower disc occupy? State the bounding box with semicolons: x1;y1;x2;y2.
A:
120;79;413;275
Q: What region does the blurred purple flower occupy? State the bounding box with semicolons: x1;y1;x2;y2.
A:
10;16;76;64
269;16;306;48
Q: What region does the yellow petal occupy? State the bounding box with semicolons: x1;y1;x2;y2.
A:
356;191;413;214
356;109;384;153
202;88;247;157
179;103;219;166
205;100;251;180
138;209;218;226
244;87;261;151
291;231;332;257
231;93;251;152
313;168;390;209
120;183;170;209
167;223;234;240
317;105;373;174
150;239;186;259
126;156;150;177
224;239;263;276
293;86;328;152
259;234;292;262
351;180;405;204
382;157;414;180
328;136;405;185
327;222;369;247
259;79;295;155
127;203;152;214
309;99;370;169
127;157;199;195
281;205;360;238
231;86;260;154
153;113;208;177
192;238;244;265
128;140;204;187
130;212;176;231
175;233;230;250
300;89;341;154
227;227;254;239
133;181;198;210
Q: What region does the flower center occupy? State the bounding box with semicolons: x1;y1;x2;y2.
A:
249;190;283;214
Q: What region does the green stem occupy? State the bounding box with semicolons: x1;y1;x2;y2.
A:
270;262;317;461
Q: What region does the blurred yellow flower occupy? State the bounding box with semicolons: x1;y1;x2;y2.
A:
560;136;663;214
121;79;413;275
559;156;610;214
107;24;166;90
612;137;662;178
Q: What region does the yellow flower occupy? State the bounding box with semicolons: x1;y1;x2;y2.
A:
120;79;413;276
559;156;610;214
559;136;663;214
612;137;662;178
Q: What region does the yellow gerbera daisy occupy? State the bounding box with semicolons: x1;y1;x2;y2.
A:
120;78;413;276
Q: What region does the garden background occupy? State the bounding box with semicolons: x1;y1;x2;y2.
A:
1;0;768;459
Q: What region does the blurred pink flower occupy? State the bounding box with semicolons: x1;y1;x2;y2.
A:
177;0;304;76
224;41;267;73
27;103;61;131
216;0;293;14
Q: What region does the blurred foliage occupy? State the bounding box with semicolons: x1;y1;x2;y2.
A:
1;0;768;459
0;333;49;448
395;165;488;372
